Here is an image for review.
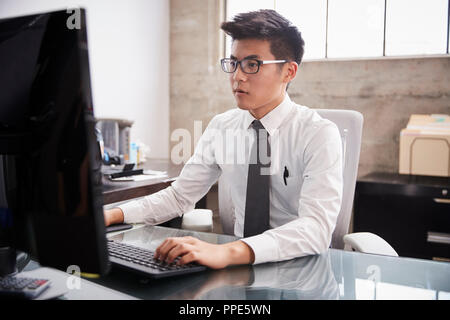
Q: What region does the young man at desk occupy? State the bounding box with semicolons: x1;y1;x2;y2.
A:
104;10;343;269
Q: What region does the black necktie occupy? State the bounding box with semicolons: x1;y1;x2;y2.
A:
244;120;271;237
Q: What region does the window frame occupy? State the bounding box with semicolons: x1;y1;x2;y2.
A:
223;0;450;61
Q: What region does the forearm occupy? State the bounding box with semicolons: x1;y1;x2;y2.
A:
114;186;191;225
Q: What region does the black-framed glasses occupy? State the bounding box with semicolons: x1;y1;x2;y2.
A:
220;58;287;74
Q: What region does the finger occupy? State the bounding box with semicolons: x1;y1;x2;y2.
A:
177;251;199;266
156;236;196;258
153;239;167;259
165;243;193;264
156;238;176;261
155;238;177;261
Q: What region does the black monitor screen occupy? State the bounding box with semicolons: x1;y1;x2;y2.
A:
0;9;109;275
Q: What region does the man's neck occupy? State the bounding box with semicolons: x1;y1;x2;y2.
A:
249;92;286;120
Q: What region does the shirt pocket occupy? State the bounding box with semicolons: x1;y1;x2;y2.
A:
270;166;302;215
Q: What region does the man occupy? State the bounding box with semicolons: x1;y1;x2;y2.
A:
104;10;343;269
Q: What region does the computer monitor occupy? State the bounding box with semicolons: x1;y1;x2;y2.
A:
0;9;109;276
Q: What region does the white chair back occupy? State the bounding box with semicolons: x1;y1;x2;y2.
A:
315;109;363;249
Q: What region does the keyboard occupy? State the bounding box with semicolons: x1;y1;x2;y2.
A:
107;240;207;279
0;275;50;299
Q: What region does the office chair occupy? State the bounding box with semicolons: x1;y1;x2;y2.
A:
314;109;398;257
184;109;398;257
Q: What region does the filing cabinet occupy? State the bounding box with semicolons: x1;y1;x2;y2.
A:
353;172;450;261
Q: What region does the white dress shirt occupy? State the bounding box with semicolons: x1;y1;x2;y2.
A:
119;94;343;264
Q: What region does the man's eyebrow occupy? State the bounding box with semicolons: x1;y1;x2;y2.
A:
229;54;260;60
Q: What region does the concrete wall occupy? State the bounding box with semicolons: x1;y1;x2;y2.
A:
170;0;450;178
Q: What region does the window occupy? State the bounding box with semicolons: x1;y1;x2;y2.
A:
224;0;450;60
385;0;449;56
327;0;385;58
276;0;327;59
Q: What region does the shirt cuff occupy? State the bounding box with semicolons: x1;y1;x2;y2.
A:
240;233;279;265
117;200;144;224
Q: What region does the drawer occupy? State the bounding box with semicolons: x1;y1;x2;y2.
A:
356;180;450;199
427;198;450;234
426;234;450;261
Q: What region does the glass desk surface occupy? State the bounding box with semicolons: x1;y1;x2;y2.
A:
88;225;450;300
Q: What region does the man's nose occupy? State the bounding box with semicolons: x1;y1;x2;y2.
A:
232;63;247;82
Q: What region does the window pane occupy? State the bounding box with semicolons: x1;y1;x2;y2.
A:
385;0;448;56
227;0;274;20
327;0;385;58
225;0;274;58
276;0;327;59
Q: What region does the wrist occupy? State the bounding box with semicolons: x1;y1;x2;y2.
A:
224;240;255;267
107;207;124;225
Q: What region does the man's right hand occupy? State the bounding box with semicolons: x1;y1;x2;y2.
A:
103;207;125;226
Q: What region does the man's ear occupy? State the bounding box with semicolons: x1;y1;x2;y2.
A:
284;61;298;83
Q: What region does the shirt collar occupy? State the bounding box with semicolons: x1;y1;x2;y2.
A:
243;93;294;136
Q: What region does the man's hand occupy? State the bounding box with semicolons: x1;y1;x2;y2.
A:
154;236;255;269
103;207;124;227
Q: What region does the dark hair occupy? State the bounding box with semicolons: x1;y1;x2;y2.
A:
221;9;305;65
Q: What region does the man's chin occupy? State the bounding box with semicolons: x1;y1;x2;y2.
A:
234;95;258;111
235;100;252;111
236;104;251;111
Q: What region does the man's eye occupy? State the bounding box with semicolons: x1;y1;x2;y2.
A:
245;60;258;68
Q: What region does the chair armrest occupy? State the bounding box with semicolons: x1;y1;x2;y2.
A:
181;209;213;232
343;232;398;257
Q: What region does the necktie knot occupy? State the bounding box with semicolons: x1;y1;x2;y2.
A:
251;120;265;131
251;120;269;143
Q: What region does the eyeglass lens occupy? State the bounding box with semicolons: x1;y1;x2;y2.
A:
222;59;259;74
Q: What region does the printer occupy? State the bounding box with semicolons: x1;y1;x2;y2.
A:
399;114;450;177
